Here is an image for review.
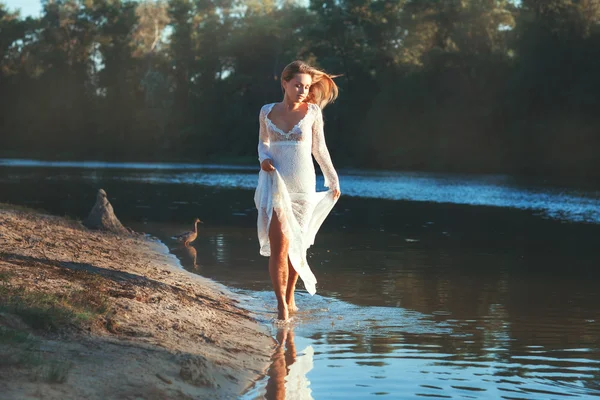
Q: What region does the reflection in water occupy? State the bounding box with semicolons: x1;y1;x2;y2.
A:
3;163;600;399
265;327;314;400
212;233;227;264
241;289;600;399
169;244;200;269
184;244;198;268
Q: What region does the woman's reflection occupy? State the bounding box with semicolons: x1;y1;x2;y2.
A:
265;326;314;400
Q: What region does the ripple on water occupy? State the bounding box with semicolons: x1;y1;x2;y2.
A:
239;290;600;399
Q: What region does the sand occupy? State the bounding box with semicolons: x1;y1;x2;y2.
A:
0;205;274;399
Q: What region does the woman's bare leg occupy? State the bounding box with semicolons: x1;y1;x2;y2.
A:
284;327;297;366
265;327;288;399
286;258;299;313
269;212;290;320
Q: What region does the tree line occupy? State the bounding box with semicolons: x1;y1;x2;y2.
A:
0;0;599;179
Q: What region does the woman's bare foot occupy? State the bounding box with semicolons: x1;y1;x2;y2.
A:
287;300;298;313
277;304;289;321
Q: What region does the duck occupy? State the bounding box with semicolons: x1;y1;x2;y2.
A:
172;218;203;246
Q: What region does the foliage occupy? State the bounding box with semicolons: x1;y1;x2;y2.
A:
0;0;599;178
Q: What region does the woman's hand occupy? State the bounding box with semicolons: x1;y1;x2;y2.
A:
261;159;275;172
332;188;341;200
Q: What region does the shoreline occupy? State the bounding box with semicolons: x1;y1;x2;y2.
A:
0;204;274;399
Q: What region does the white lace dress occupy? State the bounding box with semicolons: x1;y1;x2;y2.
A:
254;102;340;295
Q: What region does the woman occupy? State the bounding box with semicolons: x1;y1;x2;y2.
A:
254;60;341;321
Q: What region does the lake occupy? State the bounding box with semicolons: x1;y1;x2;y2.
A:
1;159;599;399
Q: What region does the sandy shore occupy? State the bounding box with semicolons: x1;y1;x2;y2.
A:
0;205;274;399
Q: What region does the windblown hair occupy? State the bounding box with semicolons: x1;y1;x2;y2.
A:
281;60;339;109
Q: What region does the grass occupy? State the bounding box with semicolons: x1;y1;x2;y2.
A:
0;328;39;368
31;360;73;383
0;206;119;386
0;326;73;383
0;272;86;384
0;326;32;345
0;283;110;332
0;271;13;283
0;326;40;366
0;263;112;332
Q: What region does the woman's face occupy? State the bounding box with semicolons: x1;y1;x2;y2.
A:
283;73;312;103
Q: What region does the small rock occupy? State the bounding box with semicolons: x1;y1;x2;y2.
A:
83;189;129;234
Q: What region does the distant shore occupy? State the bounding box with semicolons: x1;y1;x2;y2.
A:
2;156;599;190
0;204;274;399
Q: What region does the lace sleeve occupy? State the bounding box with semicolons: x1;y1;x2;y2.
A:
312;105;339;190
258;106;270;163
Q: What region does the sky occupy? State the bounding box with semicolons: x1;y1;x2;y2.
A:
3;0;42;17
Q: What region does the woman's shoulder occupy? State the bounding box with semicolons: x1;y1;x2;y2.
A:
260;103;276;115
307;103;323;121
308;102;323;114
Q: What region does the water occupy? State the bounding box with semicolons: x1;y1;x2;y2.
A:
1;159;599;399
2;158;600;223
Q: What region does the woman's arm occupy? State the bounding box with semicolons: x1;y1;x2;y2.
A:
312;106;340;194
258;106;274;171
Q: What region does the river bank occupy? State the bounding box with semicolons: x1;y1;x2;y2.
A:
0;204;274;399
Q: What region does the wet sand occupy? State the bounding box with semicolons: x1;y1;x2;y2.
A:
0;205;274;399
